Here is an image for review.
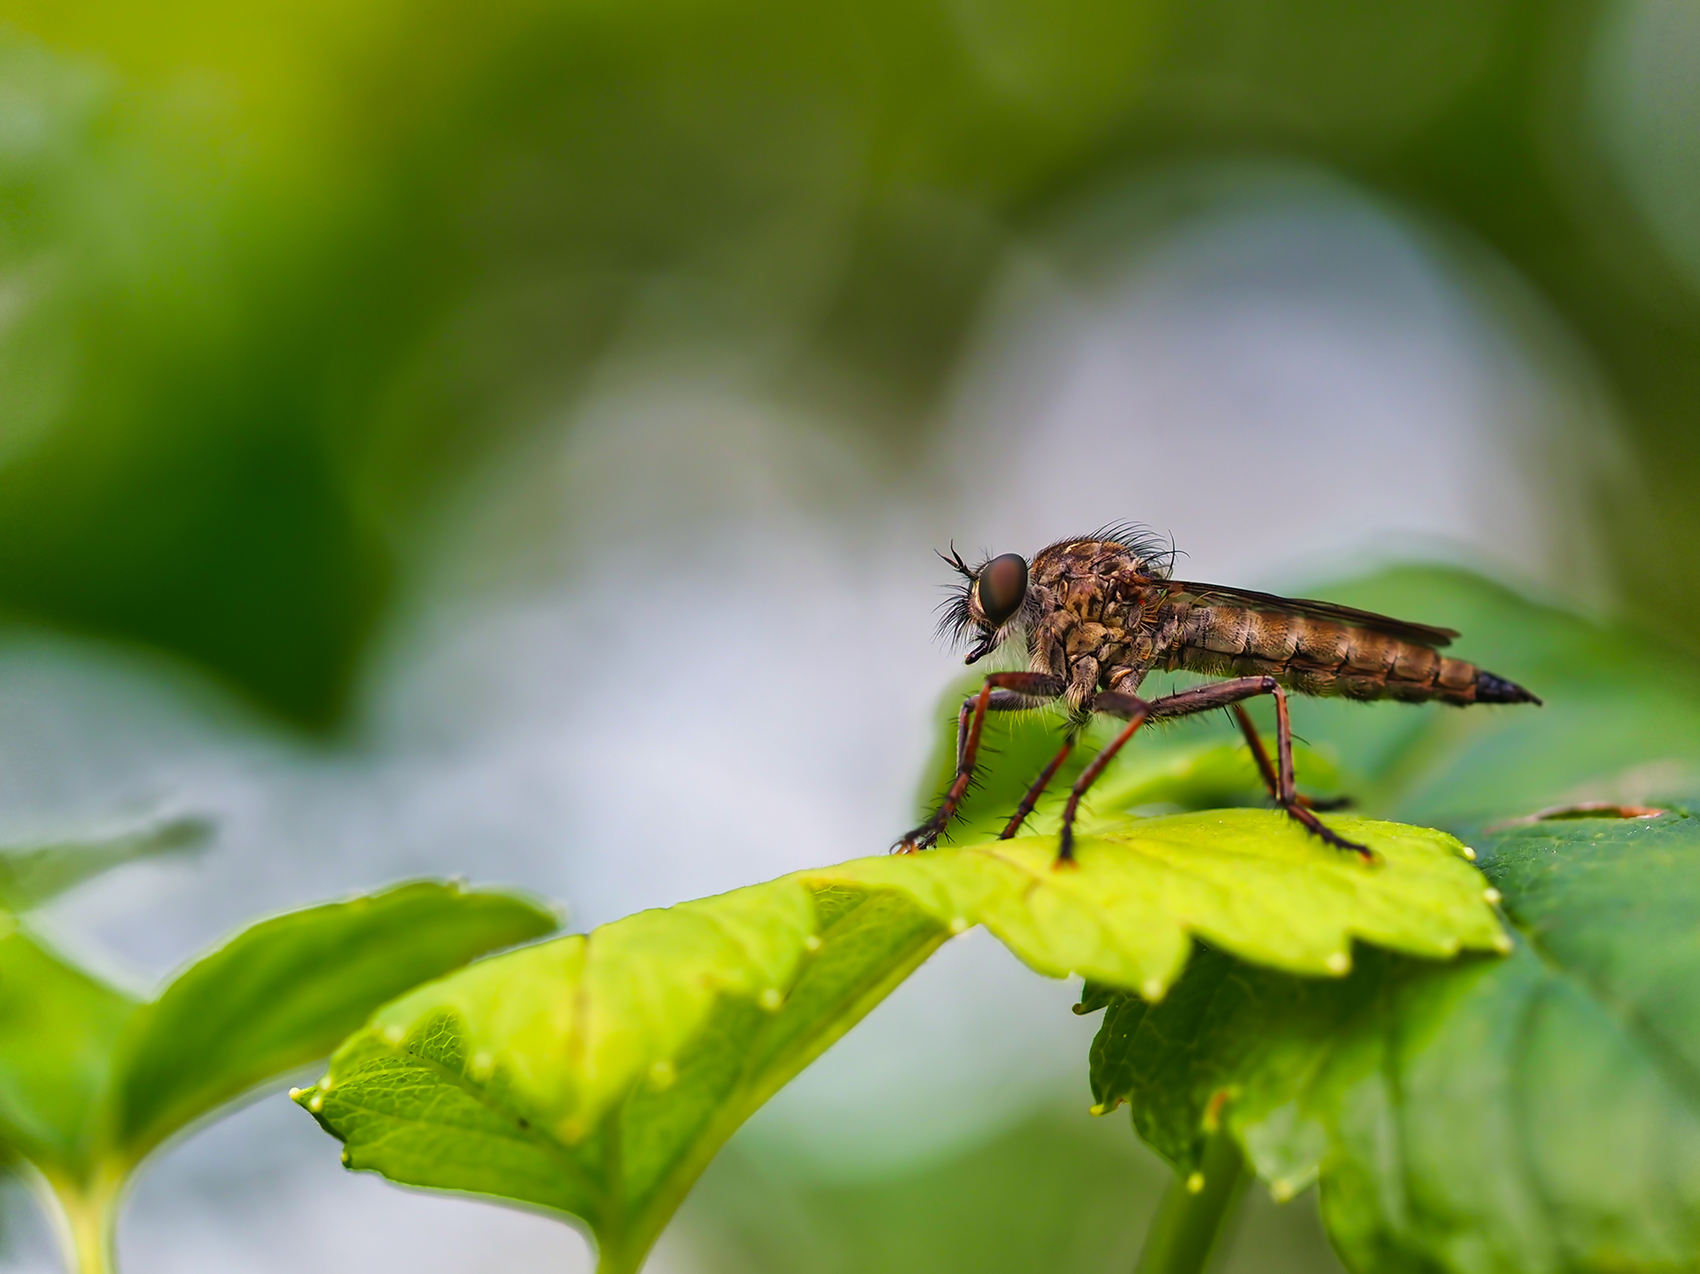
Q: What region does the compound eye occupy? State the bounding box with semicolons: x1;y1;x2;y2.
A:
975;553;1029;626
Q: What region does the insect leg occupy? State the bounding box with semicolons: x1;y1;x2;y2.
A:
896;673;1066;852
1229;704;1351;811
1130;678;1372;860
1055;694;1151;865
999;736;1075;840
1266;685;1373;860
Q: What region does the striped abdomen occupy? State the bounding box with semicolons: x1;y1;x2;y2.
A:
1166;605;1537;705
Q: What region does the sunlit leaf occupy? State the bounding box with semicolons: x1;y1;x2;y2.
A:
822;813;1502;987
301;881;947;1272
1083;807;1700;1273
299;814;1499;1273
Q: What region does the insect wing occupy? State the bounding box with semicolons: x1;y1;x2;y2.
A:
1162;580;1459;648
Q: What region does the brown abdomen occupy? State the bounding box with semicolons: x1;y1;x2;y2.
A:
1169;605;1534;705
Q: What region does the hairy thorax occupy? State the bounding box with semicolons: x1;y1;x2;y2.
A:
1025;539;1165;711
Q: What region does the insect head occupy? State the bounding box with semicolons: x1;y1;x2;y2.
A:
939;547;1029;664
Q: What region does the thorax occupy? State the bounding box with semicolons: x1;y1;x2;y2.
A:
1024;544;1167;700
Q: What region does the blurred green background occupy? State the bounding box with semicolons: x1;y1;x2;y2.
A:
4;0;1700;725
2;1;1699;1271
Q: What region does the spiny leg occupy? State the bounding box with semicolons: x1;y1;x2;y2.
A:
896;672;1066;851
1263;682;1373;860
1229;704;1351;811
1089;678;1372;861
999;736;1075;840
1135;679;1371;859
1055;699;1150;864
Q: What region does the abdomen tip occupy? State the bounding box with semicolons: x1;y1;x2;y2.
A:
1476;670;1540;705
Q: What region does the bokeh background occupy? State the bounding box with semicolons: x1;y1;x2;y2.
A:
0;0;1696;1269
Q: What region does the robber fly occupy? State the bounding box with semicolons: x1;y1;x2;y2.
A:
896;526;1541;864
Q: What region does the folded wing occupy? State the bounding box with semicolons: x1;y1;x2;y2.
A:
1162;580;1458;649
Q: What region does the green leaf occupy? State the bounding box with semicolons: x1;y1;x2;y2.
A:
1083;807;1700;1273
0;815;212;1174
112;880;560;1166
822;814;1504;987
301;880;948;1273
299;815;1500;1274
0;815;212;912
0;880;556;1274
0;926;139;1182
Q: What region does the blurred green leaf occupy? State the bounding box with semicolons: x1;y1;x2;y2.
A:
0;815;211;912
0;927;138;1182
683;1106;1177;1274
1299;566;1700;827
0;881;555;1272
685;1102;1347;1274
4;0;1700;725
299;818;1497;1273
113;880;559;1165
1083;808;1700;1273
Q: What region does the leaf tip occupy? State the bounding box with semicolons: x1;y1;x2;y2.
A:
1492;930;1513;954
1461;845;1477;861
1483;887;1502;905
1185;1171;1205;1194
802;933;823;952
1141;976;1166;1002
758;987;784;1011
948;915;969;935
1270;1178;1295;1203
1324;951;1350;975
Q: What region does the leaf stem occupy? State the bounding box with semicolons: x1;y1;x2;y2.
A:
47;1173;122;1274
1133;1132;1247;1274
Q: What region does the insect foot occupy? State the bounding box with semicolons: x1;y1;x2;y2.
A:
1284;805;1378;865
891;823;942;854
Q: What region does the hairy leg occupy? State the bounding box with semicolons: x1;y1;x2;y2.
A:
1057;678;1371;865
1229;704;1352;811
1055;705;1149;863
999;737;1075;840
1261;683;1373;859
896;672;1066;851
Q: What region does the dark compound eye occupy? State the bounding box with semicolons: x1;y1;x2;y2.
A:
975;553;1028;626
